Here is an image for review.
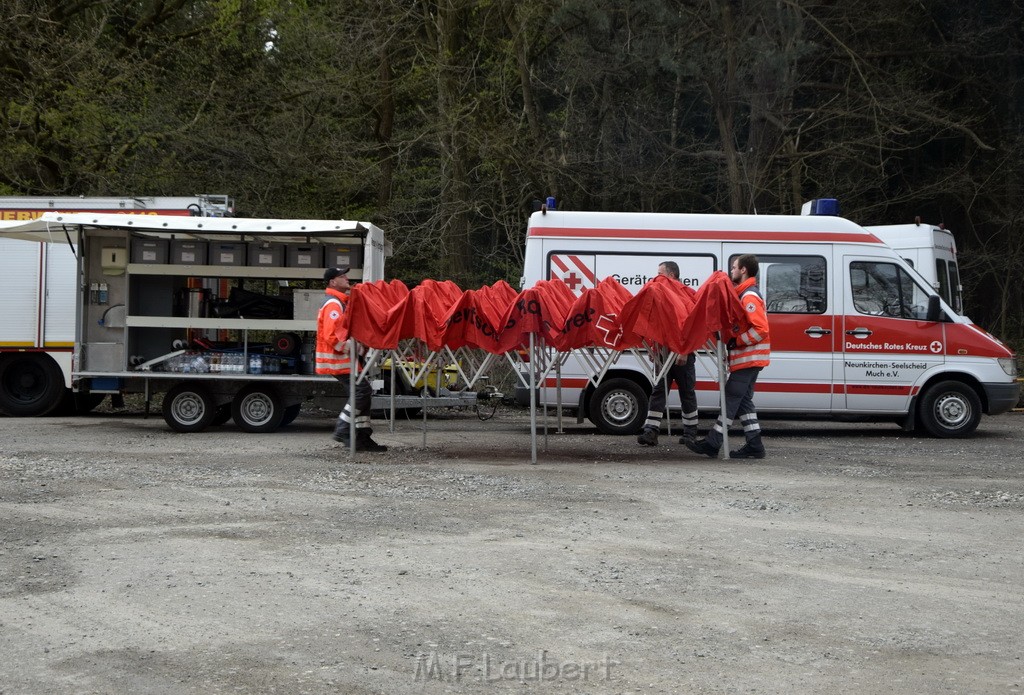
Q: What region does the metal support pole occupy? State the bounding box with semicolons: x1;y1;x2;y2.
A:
421;352;430;448
541;339;549;451
529;333;537;465
663;349;672;437
555;354;563;435
389;354;397;433
348;338;357;457
717;336;728;460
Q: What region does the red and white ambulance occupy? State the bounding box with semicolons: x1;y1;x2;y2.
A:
518;207;1019;438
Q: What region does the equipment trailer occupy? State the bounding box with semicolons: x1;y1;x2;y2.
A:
1;212;399;431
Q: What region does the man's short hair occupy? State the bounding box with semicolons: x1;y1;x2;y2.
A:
659;261;680;279
735;254;759;278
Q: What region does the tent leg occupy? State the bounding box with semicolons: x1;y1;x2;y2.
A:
717;336;728;460
555;355;563;435
663;351;672;437
542;339;549;452
349;338;357;457
389;356;397;434
529;333;537;465
421;352;430;449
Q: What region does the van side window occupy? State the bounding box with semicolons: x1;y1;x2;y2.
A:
850;261;931;319
948;262;962;314
750;255;827;314
935;259;950;306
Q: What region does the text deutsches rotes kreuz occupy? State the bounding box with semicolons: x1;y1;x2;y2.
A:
845;341;939;352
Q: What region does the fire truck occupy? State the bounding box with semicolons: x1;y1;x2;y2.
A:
0;195;233;416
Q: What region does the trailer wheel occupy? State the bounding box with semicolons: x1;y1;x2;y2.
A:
0;353;66;417
917;380;982;438
211;404;233;426
162;384;216;432
589;378;647;435
232;384;285;433
281;403;302;427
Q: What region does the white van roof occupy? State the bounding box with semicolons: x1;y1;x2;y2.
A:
866;223;956;253
527;210;887;244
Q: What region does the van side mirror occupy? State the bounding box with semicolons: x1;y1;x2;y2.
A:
926;294;942;322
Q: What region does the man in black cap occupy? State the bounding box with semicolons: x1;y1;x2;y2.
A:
316;266;387;452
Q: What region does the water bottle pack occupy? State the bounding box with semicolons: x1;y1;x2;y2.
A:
161;351;283;374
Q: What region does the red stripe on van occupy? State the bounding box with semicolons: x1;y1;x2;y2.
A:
529;227;883;244
844;384;913;396
540;377;591;388
542;378;838;394
538;379;911;396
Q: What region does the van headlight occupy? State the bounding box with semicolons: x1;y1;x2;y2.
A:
998;358;1018;376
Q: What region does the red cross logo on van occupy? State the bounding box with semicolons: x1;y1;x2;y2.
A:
550;254;596;295
929;340;943;353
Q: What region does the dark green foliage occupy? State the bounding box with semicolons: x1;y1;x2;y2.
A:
2;0;1022;341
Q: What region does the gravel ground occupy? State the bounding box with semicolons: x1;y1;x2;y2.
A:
1;405;1022;694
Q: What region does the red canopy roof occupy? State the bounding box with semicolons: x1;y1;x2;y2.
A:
337;272;750;354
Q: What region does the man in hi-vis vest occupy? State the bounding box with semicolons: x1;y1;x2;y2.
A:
317;267;387;452
684;254;770;459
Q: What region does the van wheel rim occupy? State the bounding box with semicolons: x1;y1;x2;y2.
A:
934;393;969;428
602;392;636;425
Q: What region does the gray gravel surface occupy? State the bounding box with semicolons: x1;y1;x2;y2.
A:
1;407;1022;694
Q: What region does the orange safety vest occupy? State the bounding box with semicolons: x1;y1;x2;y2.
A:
315;288;353;375
729;278;771;372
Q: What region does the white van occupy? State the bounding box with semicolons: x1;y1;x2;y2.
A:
517;209;1019;438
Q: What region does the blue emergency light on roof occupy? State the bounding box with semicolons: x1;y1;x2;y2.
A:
545;196;557;210
801;198;840;216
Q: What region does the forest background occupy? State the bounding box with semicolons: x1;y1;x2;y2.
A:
3;0;1023;346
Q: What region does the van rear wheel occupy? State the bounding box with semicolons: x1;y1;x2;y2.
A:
918;380;981;438
589;378;647;435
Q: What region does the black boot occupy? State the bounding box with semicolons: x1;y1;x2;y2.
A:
332;419;351;443
684;437;719;458
729;436;765;459
356;429;388;453
678;426;697;446
637;427;659;446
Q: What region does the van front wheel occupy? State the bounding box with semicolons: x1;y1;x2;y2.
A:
918;380;981;438
590;378;647;435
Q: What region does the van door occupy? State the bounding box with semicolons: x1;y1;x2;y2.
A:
842;256;945;412
724;247;834;411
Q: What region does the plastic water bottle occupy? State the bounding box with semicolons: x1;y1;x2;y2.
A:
249;354;262;374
